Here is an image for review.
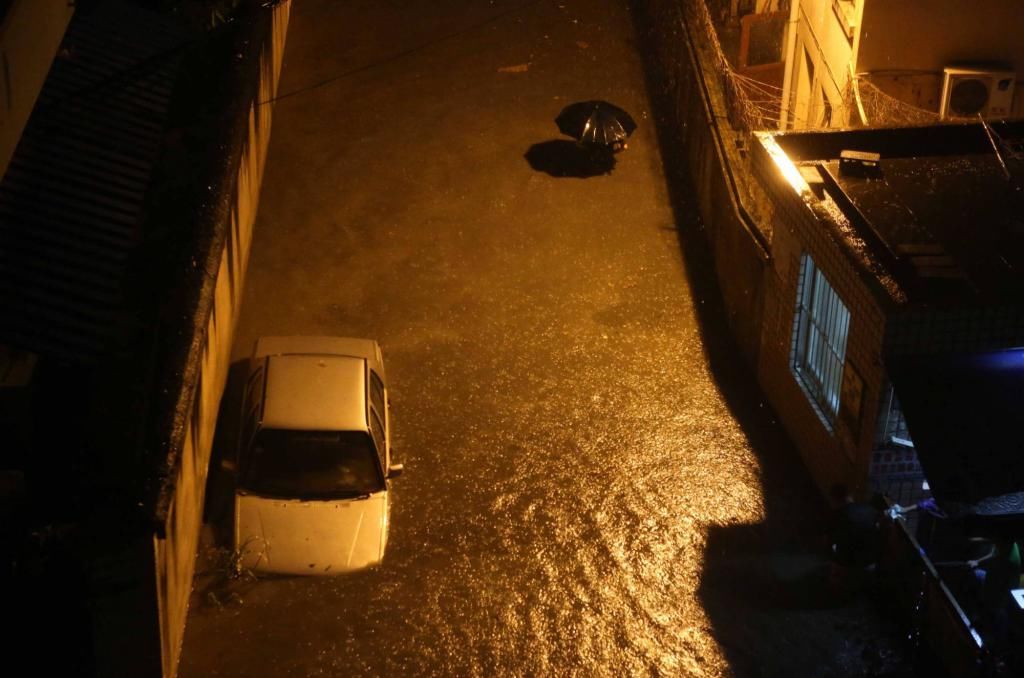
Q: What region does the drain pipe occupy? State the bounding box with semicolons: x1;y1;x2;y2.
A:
778;0;800;129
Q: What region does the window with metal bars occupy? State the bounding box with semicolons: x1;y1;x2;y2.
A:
791;254;850;429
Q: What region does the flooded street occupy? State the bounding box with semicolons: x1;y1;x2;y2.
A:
180;1;905;675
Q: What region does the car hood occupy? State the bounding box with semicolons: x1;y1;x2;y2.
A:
235;491;388;575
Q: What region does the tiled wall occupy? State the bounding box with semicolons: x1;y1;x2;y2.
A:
751;134;1024;497
885;306;1024;356
752;139;889;496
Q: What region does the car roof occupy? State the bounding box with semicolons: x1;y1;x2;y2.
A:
254;336;382;373
261;354;367;432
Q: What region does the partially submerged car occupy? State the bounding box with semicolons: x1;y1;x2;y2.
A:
232;336;402;575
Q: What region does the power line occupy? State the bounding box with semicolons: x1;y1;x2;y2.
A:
42;0;545;117
257;0;546;107
38;0;291;119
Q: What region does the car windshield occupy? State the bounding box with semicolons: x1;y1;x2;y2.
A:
240;429;384;499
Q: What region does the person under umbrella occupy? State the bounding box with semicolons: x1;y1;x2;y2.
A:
556;100;637;153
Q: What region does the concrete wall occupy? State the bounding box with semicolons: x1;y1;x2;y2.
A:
634;0;770;367
0;0;74;180
858;0;1024;75
859;0;1024;119
153;4;290;677
859;0;1024;117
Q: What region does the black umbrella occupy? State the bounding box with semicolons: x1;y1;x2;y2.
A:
555;100;637;148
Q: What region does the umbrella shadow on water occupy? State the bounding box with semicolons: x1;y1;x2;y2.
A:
525;139;616;178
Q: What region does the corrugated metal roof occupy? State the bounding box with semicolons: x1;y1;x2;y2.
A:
0;2;190;362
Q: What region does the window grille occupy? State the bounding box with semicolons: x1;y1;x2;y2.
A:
792;254;850;428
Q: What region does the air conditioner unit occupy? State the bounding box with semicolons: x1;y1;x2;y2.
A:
940;67;1016;120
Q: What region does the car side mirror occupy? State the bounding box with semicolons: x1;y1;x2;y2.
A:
387;463;404;479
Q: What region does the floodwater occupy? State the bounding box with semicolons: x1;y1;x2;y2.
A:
180;1;906;675
187;235;767;676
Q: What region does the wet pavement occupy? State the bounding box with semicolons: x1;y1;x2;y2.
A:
179;0;910;675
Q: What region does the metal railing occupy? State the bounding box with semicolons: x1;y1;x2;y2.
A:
881;500;992;677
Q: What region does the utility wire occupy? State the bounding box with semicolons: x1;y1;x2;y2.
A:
257;0;546;107
980;114;1012;180
40;0;544;117
35;1;291;124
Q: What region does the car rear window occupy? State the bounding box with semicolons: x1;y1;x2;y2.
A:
240;429;384;499
369;371;385;415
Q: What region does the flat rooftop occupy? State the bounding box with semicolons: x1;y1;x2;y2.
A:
759;122;1024;307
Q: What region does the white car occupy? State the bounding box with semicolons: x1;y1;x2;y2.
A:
232;336;402;575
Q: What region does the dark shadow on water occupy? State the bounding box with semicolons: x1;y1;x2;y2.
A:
203;360;248;549
629;4;918;675
525;139;616;177
191;359;259;610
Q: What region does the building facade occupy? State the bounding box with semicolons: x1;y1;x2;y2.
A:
0;2;290;676
780;0;1024;129
0;0;75;180
751;123;1024;499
